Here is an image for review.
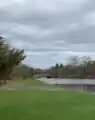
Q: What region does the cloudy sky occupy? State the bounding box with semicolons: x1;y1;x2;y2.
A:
0;0;95;68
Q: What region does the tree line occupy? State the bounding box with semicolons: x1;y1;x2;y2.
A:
16;56;95;79
45;56;95;79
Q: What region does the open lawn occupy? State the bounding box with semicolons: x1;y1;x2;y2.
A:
0;91;95;120
0;79;56;90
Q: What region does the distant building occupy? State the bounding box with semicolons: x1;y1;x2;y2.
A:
34;73;51;78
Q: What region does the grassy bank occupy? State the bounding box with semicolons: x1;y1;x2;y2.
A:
0;78;55;90
0;91;95;120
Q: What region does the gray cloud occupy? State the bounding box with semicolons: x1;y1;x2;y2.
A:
0;0;95;68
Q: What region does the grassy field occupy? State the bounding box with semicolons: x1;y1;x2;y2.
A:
0;79;55;90
0;90;95;120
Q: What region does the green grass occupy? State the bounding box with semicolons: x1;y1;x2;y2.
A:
0;79;56;90
0;91;95;120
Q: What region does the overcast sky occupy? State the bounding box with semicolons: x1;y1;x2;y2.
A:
0;0;95;68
